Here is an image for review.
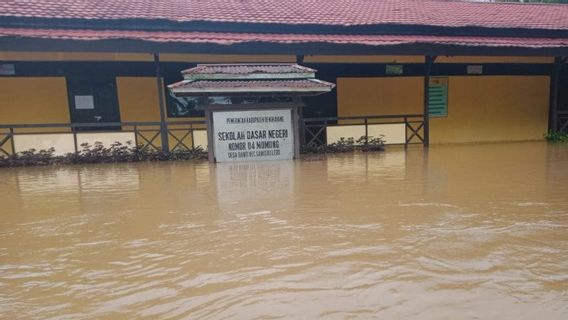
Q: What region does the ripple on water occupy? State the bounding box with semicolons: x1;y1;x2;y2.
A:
1;144;568;319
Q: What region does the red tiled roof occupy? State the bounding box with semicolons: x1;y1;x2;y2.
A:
0;0;567;31
182;64;316;76
168;79;335;95
1;27;567;49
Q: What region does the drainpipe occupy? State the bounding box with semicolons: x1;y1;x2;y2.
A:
548;57;562;132
423;55;435;147
154;53;169;153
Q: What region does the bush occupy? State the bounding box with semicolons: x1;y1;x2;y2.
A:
1;136;386;167
0;141;207;168
301;135;385;154
357;136;385;152
544;131;568;143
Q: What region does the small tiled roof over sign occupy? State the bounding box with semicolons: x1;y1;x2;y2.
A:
169;64;335;96
182;64;316;80
169;79;335;95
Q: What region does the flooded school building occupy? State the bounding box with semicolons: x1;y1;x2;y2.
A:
1;0;567;156
4;1;568;318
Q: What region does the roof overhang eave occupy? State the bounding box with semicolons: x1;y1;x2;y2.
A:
169;87;334;97
183;72;316;80
2;34;568;57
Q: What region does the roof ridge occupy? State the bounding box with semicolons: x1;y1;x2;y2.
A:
195;63;299;66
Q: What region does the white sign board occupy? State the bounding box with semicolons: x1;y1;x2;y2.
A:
0;64;15;75
74;95;95;110
213;109;294;162
467;65;483;75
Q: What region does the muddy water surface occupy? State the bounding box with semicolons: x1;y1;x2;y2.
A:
1;142;568;319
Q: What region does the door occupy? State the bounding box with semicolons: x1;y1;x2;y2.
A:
67;77;121;131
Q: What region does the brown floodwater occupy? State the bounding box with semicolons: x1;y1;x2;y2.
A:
1;142;568;319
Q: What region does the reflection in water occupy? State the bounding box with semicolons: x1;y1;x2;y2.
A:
215;161;294;213
325;148;407;182
13;165;140;213
1;142;568;319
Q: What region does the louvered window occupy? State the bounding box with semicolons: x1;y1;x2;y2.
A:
428;77;448;117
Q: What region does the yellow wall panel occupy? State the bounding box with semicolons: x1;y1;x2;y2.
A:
436;56;553;64
76;132;137;149
193;130;208;150
430;76;549;143
0;51;153;61
337;76;549;144
0;51;60;61
337;77;423;117
0;77;70;125
117;76;205;123
304;55;424;63
14;133;75;155
60;52;153;61
116;77;161;122
159;54;295;63
116;77;206;150
326;123;405;145
326;125;366;144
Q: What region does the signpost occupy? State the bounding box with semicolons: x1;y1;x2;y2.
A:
213;109;294;162
168;63;335;162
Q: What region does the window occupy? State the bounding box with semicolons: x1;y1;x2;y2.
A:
166;88;206;117
428;77;448;117
166;91;294;118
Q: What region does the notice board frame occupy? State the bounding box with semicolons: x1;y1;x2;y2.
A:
203;101;304;163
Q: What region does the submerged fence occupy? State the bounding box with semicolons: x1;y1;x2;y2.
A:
302;114;426;147
557;110;568;133
0;114;426;156
0;121;207;156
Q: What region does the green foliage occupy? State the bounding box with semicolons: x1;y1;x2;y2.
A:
544;131;568;143
357;136;386;152
0;141;207;167
1;136;386;167
301;135;385;154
